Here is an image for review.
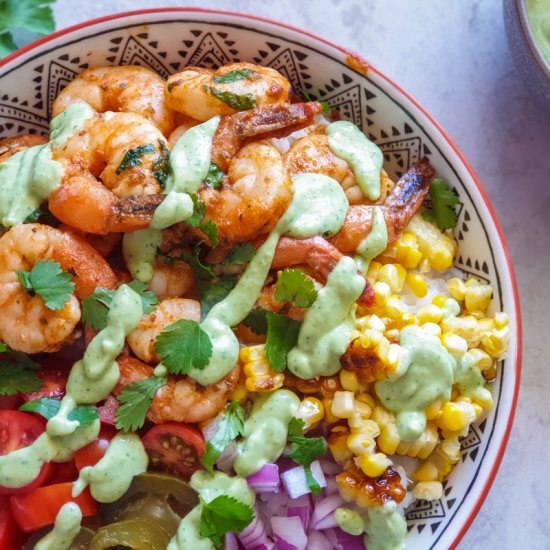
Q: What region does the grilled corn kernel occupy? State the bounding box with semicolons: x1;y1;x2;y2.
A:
332;391;355;419
482;326;510;358
439;401;476;432
407;215;456;271
348;401;374;429
323;397;339;423
447;278;466;301
371;406;394;428
468;348;494;371
425;400;442;420
494;312;509;329
368;314;387;332
239;344;265;362
441;332;468;357
348;433;376;455
413;461;439;482
432;295;447;308
421;322;442;337
329;428;352;463
406;273;428;297
358;453;392;478
440;315;483;347
367;261;382;281
378;422;400;455
385;297;408;319
243;359;270;377
413;481;443;501
296;397;325;428
340;369;360;393
464;280;493;313
440;437;461;462
230;381;248;402
355;392;376;409
417;304;443;324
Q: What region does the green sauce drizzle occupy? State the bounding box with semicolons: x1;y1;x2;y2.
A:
335;507;365;536
355;206;387;273
454;351;492;405
364;501;407;550
34;502;82;550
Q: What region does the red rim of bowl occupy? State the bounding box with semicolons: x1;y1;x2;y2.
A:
0;7;522;548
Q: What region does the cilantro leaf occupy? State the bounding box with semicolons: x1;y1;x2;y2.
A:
198;219;219;248
242;308;268;335
198;275;238;321
152;140;171;189
199;495;254;548
0;343;8;352
154;319;213;375
222;243;256;266
204;86;256;111
16;259;74;310
286;417;326;495
203;163;224;189
200;400;245;474
187;194;219;246
0;360;41;395
320;101;330;113
115;375;167;432
178;246;216;281
275;268;317;308
116;143;156;174
126;280;159;314
20;397;98;427
421;178;459;231
212;69;257;84
0;0;56;57
265;312;301;373
24;207;58;226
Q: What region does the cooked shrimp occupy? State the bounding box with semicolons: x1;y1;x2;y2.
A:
127;298;201;363
148;260;195;301
166;62;290;121
0;134;48;163
59;225;121;258
115;355;241;424
49;112;169;234
168;117;201;148
329;158;435;253
211;102;323;172
0;223;117;353
52;66;175;136
284;133;395;205
199;141;293;244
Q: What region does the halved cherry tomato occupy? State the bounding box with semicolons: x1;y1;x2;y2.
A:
0;394;22;410
97;395;120;426
22;362;70;402
74;425;117;470
0;411;53;495
47;460;79;485
10;482;98;532
0;495;20;549
142;423;205;480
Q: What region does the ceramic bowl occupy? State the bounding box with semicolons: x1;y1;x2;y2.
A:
0;8;521;549
504;0;550;110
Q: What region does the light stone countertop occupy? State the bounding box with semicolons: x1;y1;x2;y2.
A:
51;1;550;548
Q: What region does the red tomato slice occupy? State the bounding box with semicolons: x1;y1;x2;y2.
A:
74;426;117;470
0;411;53;495
22;362;70;402
0;394;22;410
97;395;119;426
142;423;205;480
47;460;79;485
0;495;20;550
10;483;98;532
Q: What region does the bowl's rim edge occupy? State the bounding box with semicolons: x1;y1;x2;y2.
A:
0;7;523;549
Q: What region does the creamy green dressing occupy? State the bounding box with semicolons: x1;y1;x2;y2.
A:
0;102;93;228
326;120;384;201
190;173;349;386
355;206;387;273
150;191;194;230
454;351;493;405
364;501;407;550
234;389;300;477
34;502;82;550
525;0;550;66
335;507;365;536
168;471;255;550
376;326;455;441
73;432;148;503
287;256;365;379
122;228;163;283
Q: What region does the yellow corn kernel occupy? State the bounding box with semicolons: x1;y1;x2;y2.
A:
385;297;408;319
230;381;248;402
441;332;468;357
439;401;476;432
368;314;386;332
421;322;442;337
440;437;461;462
440;315;484;347
347;432;376;455
239;344;265;362
329;429;352;463
296;397;325;429
396;312;417;329
468;348;494;371
464;280;493;314
243;359;270;377
425;399;442;420
407;215;456;271
413;461;439;482
413;481;443;501
494;312;509;329
432;294;447;308
406;273;428;297
355;393;377;409
331;391;355;419
472;389;494;410
418;258;432;273
351;418;380;437
482;326;510;359
359;328;384;350
417;304;443;324
358;453;392;478
371;405;394;428
367;261;382;281
472;402;484;418
396;422;439;459
378;264;405;293
447;278;466;301
340;369;360;393
378;422;400;455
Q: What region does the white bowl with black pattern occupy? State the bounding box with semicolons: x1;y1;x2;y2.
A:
0;8;521;549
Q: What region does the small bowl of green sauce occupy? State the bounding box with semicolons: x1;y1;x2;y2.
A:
505;0;550;109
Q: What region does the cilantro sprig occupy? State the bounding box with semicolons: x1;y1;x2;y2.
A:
286;417;326;495
422;178;459;231
16;259;74;310
187;194;219;247
0;0;56;57
116;143;156;174
201;400;245;474
20;397;98;427
265;311;301;373
212;69;257;84
204;86;256;111
81;281;158;330
221;243;256;266
198;275;237;321
0;358;42;395
203;163;224;189
275;268;317;308
199;495;254;548
152;140;171;189
115;375;167;432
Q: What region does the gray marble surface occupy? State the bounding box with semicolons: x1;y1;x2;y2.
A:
50;1;549;548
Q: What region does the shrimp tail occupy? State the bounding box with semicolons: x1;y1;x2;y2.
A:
212;102;323;171
110;194;166;232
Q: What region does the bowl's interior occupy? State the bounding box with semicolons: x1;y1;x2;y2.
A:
0;9;519;550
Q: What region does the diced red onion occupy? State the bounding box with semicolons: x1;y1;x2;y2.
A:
287;495;311;532
271;516;307;550
260;489;289;518
314;513;338;530
306;532;333;550
310;494;345;530
323;476;339;496
254;542;274;550
247;464;280;493
201;415;220;441
224;531;240;550
239;509;268;549
217;440;238;473
310;461;326;488
325;527;364;550
319;459;341;476
281;461;326;499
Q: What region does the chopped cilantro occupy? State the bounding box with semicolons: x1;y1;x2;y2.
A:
199;495;254;548
242;308;268;335
0;359;42;395
198;275;238;321
20;397;98;427
200;400;245;474
212;69;257;84
16;259;74;310
115;375;167;432
265;312;301;373
154;319;213;375
221;243;256;266
275;268;317;308
203;163;224;189
116;143;156;174
204;86;256;111
187;194;219;246
421;178;459;231
152;140;171;189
